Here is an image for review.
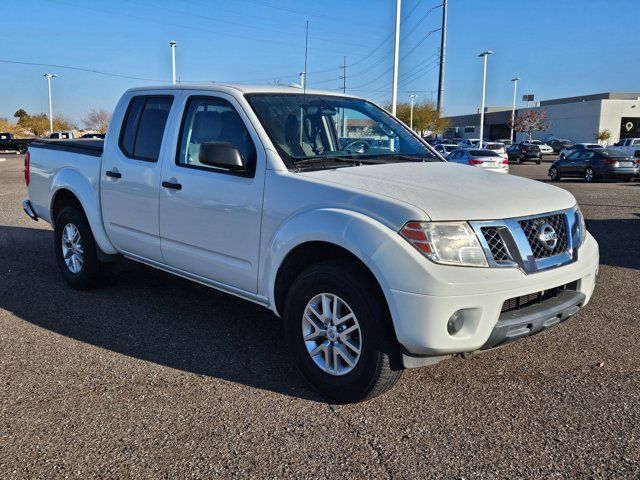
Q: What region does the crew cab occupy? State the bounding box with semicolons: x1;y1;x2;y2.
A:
609;138;640;158
0;132;36;154
23;84;599;402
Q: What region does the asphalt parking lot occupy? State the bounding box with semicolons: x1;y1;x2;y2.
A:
1;152;639;478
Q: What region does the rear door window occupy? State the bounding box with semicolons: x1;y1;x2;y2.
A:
119;96;173;161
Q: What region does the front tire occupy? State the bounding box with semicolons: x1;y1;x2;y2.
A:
549;167;560;181
284;260;402;403
584;167;596;183
18;145;28;154
54;205;113;290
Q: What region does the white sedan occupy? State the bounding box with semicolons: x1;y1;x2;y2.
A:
522;140;553;155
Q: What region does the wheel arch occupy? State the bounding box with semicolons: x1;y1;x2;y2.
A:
49;169;117;255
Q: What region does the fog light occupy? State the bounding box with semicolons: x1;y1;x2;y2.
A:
447;311;465;335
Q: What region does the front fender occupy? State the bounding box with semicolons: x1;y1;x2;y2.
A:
262;207;427;332
50;168;117;255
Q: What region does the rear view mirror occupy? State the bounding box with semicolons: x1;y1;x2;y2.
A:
199;142;244;170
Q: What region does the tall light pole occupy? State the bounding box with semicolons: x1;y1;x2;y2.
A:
391;0;401;116
510;77;520;143
436;0;447;116
478;50;493;149
169;40;177;84
409;94;416;130
43;73;58;134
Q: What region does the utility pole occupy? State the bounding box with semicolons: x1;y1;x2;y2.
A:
169;41;177;84
43;73;58;134
510;77;520;143
302;20;309;92
478;50;493;149
340;56;347;93
391;0;401;116
436;0;447;116
409;94;416;130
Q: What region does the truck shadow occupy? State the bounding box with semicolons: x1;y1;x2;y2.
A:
0;225;322;402
584;217;640;270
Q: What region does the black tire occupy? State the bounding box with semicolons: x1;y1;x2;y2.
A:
18;144;28;154
54;205;113;290
516;155;522;165
535;159;541;165
284;259;402;403
584;167;596;183
549;167;560;181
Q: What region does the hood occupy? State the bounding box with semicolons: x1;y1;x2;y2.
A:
300;162;576;221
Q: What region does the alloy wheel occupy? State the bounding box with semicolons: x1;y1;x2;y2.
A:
61;223;84;273
302;293;362;376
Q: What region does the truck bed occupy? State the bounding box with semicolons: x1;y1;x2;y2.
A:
30;139;104;157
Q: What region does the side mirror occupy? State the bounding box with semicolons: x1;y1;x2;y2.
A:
199;142;244;170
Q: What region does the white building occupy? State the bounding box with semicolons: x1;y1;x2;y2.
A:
444;92;640;143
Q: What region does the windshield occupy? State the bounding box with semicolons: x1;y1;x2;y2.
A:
246;93;438;170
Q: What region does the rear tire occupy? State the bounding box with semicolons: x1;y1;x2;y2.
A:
54;205;113;290
284;259;402;403
18;145;28;154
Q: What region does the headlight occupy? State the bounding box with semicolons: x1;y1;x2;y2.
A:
400;221;488;267
575;206;587;247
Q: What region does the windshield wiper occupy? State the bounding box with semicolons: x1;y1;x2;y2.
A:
291;156;365;170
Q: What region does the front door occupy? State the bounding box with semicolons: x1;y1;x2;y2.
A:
101;93;176;262
158;93;265;293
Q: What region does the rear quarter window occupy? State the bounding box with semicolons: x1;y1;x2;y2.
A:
119;96;173;161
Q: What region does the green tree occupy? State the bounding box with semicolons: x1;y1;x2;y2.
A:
594;129;612;145
384;99;450;134
23;114;49;136
13;109;29;125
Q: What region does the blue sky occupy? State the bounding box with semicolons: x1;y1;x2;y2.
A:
0;0;637;126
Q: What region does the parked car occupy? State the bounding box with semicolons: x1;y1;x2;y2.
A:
80;133;105;139
497;138;513;147
549;148;639;183
559;143;604;160
433;143;458;158
483;142;508;161
22;84;598;403
609;138;640;158
0;132;36;154
522;140;553;155
445;148;509;173
48;131;74;139
547;139;573;154
506;143;542;164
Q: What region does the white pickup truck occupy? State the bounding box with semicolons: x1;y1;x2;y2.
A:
609;138;640;158
23;84;599;402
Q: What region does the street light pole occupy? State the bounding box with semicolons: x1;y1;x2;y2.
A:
478;50;493;149
510;77;520;143
409;94;416;130
169;41;177;84
43;73;58;134
391;0;401;116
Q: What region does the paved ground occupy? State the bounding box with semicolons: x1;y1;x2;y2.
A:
1;153;639;478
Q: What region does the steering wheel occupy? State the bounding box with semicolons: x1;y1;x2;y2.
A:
342;139;371;154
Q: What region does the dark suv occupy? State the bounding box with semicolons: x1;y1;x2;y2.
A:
506;143;542;164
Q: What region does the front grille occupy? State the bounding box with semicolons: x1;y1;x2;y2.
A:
501;281;578;313
481;227;511;262
519;214;567;259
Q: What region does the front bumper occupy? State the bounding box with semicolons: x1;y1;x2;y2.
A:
389;232;599;357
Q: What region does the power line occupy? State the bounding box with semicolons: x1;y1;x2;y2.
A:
0;59;166;82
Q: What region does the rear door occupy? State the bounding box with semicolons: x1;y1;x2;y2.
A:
158;92;265;293
101;92;176;262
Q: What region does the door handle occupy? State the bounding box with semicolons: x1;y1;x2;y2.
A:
106;170;122;179
162;181;182;190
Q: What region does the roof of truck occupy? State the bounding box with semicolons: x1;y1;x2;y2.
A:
125;83;363;98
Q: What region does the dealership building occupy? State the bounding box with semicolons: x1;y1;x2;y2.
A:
444;92;640;143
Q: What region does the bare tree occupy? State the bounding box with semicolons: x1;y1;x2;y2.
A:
82;108;112;134
509;109;550;141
